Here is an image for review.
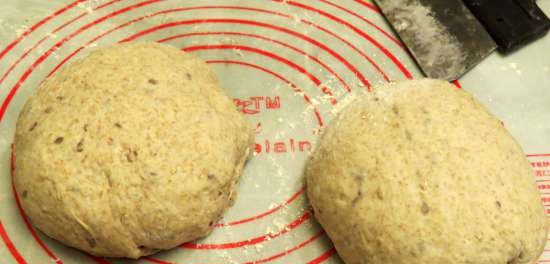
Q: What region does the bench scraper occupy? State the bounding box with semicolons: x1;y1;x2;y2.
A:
374;0;550;81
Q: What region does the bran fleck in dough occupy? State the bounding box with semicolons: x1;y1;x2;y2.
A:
306;79;548;264
14;42;253;258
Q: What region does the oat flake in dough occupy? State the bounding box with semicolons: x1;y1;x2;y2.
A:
14;42;253;258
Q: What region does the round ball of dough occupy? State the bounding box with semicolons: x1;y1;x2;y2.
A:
14;42;253;258
306;79;548;264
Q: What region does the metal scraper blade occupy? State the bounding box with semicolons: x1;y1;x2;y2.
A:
374;0;498;81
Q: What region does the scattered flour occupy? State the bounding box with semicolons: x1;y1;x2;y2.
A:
379;0;467;79
330;92;358;115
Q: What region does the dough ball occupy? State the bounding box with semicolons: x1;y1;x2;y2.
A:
306;79;547;264
14;42;253;258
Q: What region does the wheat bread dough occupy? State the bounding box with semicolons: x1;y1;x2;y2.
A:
306;79;548;264
14;42;253;258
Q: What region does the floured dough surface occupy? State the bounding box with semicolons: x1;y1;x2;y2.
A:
14;42;253;258
306;79;548;264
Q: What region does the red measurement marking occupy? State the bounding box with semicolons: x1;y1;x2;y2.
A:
86;254;112;264
0;11;86;85
0;32;49;86
452;80;462;88
122;17;371;89
143;257;174;264
95;0;124;9
182;211;311;249
256;139;312;154
234;96;281;115
242;230;326;264
0;0;85;61
307;247;337;264
0;0;122;86
162;31;352;92
216;187;305;227
0;0;161;121
297;17;390;84
50;12;87;33
353;0;381;13
532;161;550;168
206;60;323;127
17;5;398;103
0;220;27;264
184;44;335;104
281;0;413;79
318;0;403;49
187;45;318;83
0;2;416;262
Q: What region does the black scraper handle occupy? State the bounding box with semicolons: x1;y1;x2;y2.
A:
463;0;550;53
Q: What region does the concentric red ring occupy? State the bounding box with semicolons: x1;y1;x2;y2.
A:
8;53;322;261
0;0;85;61
278;0;413;79
0;0;123;86
206;60;323;129
120;10;373;88
182;211;312;250
0;1;418;263
0;3;417;120
0;220;27;264
241;230;325;264
0;0;163;120
307;248;337;264
318;0;404;49
185;44;334;100
4;12;342;261
163;32;352;92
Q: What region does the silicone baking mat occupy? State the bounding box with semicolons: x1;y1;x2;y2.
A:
1;0;549;263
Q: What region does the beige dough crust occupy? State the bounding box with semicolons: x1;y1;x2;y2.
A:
14;42;253;258
306;79;548;264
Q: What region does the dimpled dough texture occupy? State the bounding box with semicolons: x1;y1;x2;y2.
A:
306;79;548;264
14;42;253;258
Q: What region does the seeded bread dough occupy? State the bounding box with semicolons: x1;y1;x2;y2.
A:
14;42;253;258
306;79;548;264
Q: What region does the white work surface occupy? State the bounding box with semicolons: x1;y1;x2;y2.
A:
0;1;549;263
